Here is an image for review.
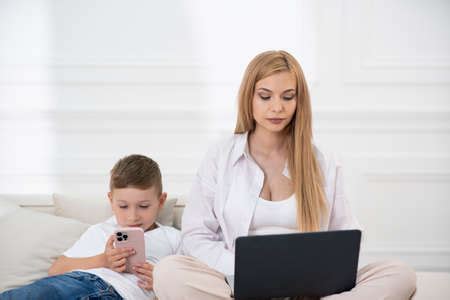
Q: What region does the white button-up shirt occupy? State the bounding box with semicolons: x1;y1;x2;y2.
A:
181;132;360;275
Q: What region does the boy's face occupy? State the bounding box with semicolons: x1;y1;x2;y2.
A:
108;186;166;232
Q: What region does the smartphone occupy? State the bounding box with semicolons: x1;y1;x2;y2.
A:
114;227;146;274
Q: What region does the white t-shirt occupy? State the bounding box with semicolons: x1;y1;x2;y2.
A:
64;217;181;299
249;194;298;236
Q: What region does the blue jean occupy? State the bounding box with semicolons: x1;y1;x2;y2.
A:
0;271;123;300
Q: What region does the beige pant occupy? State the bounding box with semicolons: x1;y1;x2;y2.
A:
153;255;417;300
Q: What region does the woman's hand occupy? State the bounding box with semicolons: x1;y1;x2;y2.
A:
134;262;154;291
104;235;134;272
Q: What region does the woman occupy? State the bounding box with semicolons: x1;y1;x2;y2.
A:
153;50;416;299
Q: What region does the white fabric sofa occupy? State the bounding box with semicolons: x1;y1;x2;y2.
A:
0;194;448;299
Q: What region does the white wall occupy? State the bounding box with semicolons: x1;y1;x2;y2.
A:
0;0;449;271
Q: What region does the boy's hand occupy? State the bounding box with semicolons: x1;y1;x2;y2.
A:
104;235;134;272
134;262;154;291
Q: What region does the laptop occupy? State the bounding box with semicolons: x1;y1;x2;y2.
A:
227;230;361;299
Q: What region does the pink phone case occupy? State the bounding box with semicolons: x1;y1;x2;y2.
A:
114;227;146;274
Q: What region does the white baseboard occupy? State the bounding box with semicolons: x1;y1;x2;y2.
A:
360;247;450;272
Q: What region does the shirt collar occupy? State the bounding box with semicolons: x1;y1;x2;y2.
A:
231;132;250;166
231;131;291;179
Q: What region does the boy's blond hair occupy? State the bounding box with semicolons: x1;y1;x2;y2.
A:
110;154;162;195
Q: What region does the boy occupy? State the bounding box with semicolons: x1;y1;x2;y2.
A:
0;154;180;299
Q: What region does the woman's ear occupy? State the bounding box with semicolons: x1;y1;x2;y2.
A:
158;192;167;208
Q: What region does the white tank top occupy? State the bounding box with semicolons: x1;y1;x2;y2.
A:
248;194;298;236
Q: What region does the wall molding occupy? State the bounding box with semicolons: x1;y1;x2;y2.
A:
361;246;450;272
362;56;450;70
0;1;318;86
363;246;450;255
0;59;205;68
0;172;194;183
1;108;449;134
341;0;450;84
364;171;450;183
0;64;238;85
3;170;449;185
0;172;195;196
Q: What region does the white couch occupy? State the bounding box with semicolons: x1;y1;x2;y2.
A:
0;194;448;299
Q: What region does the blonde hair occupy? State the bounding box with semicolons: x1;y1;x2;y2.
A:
235;50;327;232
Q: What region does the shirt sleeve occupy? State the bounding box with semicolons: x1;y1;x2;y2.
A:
328;160;362;232
63;225;108;258
181;143;235;275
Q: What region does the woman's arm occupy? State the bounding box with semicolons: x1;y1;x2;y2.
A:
181;175;235;275
328;160;361;231
181;142;235;275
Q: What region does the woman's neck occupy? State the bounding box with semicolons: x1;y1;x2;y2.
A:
249;126;288;157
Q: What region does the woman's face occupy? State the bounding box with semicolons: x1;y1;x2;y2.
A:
252;71;297;134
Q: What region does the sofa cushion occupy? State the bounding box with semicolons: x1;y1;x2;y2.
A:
0;206;89;292
52;193;177;226
0;200;20;218
413;272;450;299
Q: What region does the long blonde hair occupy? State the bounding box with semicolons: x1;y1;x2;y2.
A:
235;50;327;232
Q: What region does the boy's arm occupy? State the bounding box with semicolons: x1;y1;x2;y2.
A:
48;254;106;276
48;235;134;276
